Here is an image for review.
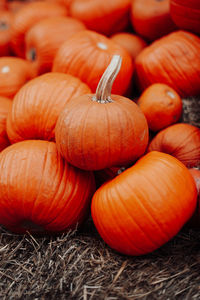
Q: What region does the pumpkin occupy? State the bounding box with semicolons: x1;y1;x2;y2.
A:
137;83;182;132
0;140;95;234
91;151;197;256
7;1;27;13
187;168;200;227
131;0;176;41
135;31;200;97
55;55;148;171
170;0;200;35
25;16;86;75
0;57;35;99
0;10;13;56
0;96;12;151
110;32;147;61
148;123;200;168
0;0;6;10
6;72;91;144
52;30;134;95
10;1;67;58
69;0;131;36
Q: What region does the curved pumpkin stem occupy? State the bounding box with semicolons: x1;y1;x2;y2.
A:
94;55;122;103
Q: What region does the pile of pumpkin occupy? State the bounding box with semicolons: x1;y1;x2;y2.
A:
0;0;199;256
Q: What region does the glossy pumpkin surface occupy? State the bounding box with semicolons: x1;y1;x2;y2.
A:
91;151;197;256
7;72;91;143
135;31;200;97
0;96;12;151
148;123;200;168
0;140;95;234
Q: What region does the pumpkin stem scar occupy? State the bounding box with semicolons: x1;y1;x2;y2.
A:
27;48;37;61
93;55;122;103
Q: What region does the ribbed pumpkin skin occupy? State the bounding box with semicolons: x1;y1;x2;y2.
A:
131;0;176;41
25;16;86;75
69;0;131;36
6;72;91;143
91;151;197;256
170;0;200;35
10;1;67;58
55;94;149;170
0;140;95;234
0;10;13;56
0;57;35;99
135;31;200;97
52;30;134;95
0;96;12;151
148;123;200;168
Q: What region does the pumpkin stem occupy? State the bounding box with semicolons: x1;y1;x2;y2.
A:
94;55;122;103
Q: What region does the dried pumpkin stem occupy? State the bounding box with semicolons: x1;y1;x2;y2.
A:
94;55;122;103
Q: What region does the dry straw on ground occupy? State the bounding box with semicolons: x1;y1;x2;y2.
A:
0;97;200;300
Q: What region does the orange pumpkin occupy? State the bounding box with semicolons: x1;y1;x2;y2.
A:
0;96;12;151
55;55;148;170
110;32;147;61
25;16;86;75
0;57;35;99
170;0;200;35
10;1;67;58
52;30;134;95
148;123;200;168
69;0;131;36
0;10;13;56
135;31;200;97
91;151;197;256
188;168;200;227
6;72;91;143
7;1;28;13
0;140;95;234
137;83;182;132
131;0;176;41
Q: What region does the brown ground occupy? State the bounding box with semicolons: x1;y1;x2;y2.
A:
0;97;199;300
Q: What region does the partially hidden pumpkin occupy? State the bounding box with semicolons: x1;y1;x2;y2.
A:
137;83;182;132
6;72;91;143
69;0;131;36
170;0;200;35
131;0;176;41
52;30;134;95
135;31;200;97
0;10;13;56
0;96;12;151
55;55;149;171
25;16;86;75
148;123;200;168
91;151;197;256
188;168;200;227
0;140;95;234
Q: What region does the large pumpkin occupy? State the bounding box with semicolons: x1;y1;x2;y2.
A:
91;151;197;256
148;123;200;168
55;55;148;170
52;30;134;95
170;0;200;35
6;72;91;143
0;140;95;234
135;31;200;97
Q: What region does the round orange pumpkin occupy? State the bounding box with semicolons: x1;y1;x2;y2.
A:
6;72;91;143
55;55;148;170
0;140;95;234
91;151;197;256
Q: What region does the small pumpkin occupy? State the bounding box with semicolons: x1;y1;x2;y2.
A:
69;0;131;36
0;96;12;151
0;10;13;56
148;123;200;168
91;151;197;256
135;31;200;97
10;1;67;58
6;72;91;143
131;0;176;41
25;16;86;75
170;0;200;35
0;57;35;99
55;55;149;171
0;140;95;234
110;32;147;61
137;83;182;132
52;30;134;95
